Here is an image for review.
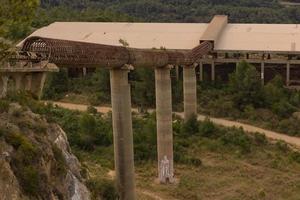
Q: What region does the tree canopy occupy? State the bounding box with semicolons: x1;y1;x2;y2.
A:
0;0;39;60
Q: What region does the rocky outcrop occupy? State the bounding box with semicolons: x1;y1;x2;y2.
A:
0;103;91;200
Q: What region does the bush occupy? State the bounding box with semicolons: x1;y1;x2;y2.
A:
278;118;300;136
4;132;26;149
17;140;40;164
182;114;199;136
19;166;41;196
0;100;9;113
275;141;289;153
254;132;267;145
220;128;252;154
228;61;264;110
289;152;300;164
199;118;217;137
271;100;296;118
43;69;69;100
133;115;157;162
87;178;119;200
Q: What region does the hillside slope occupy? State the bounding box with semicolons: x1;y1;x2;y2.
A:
0;103;90;200
38;0;300;23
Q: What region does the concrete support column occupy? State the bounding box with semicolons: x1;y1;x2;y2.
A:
13;74;24;91
183;66;197;121
0;76;8;98
110;68;136;200
199;62;204;81
211;61;215;81
261;62;265;85
286;62;290;86
175;65;179;81
25;74;32;91
83;67;87;77
31;72;47;99
155;66;174;184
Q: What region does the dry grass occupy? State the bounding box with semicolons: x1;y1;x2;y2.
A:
135;147;300;200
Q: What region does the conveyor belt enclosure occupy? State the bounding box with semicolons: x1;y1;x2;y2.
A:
21;37;213;68
200;15;228;47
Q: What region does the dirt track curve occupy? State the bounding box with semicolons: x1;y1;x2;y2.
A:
50;101;300;149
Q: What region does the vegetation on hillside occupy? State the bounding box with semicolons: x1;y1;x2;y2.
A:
199;61;300;136
38;0;300;23
0;0;39;60
0;100;79;199
44;61;300;137
4;94;300;199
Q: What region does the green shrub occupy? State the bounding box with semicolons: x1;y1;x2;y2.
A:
0;100;9;113
199;118;217;137
4;132;26;149
18;140;39;164
87;178;119;200
220;128;252;154
43;69;69;100
0;127;5;137
289;152;300;164
254;132;267;145
228;61;264;110
182;114;199;136
19;166;41;196
275;141;289;153
271;100;296;118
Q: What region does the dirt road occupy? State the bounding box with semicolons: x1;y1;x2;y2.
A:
50;101;300;148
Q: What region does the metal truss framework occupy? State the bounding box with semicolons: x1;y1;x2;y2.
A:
21;36;213;68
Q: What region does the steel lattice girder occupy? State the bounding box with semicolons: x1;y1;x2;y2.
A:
21;37;213;68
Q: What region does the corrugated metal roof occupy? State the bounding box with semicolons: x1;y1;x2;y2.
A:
20;22;300;53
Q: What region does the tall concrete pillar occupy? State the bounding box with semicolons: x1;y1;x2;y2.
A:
183;66;197;121
199;62;203;81
25;74;32;91
155;66;174;184
175;65;179;81
83;67;87;77
13;74;24;91
211;61;215;81
261;62;265;85
0;76;8;98
31;72;47;99
286;62;290;86
110;68;136;200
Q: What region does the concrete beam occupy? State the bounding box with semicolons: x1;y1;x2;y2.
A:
155;66;174;183
183;65;197;121
200;58;300;65
110;68;136;200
